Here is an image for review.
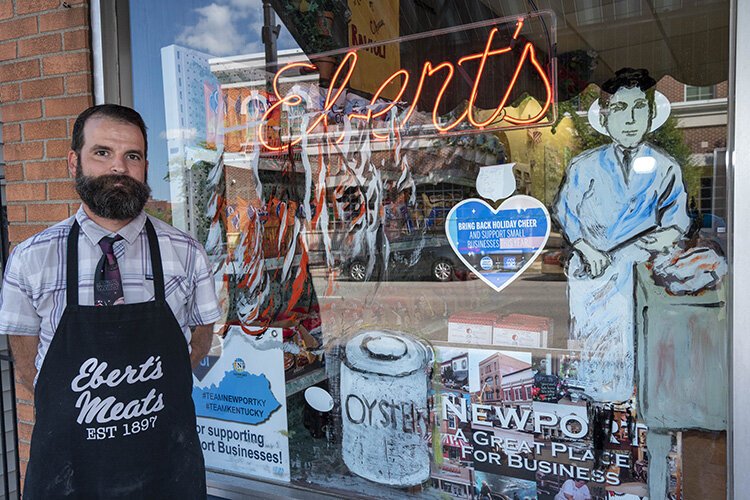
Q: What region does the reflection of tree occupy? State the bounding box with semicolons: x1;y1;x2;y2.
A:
190;160;213;246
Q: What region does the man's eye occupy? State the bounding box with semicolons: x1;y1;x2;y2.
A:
635;101;647;108
610;103;626;112
94;150;108;156
127;154;142;161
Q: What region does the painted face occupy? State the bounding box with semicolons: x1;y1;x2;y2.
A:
601;86;651;149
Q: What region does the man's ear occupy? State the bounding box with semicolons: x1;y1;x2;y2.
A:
67;150;79;178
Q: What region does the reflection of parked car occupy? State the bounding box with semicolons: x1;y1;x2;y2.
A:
541;249;567;275
341;234;470;282
540;232;569;275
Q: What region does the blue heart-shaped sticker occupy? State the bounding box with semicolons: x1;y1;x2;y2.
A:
445;195;551;292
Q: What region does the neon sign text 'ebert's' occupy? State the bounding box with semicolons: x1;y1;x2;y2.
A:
258;19;554;151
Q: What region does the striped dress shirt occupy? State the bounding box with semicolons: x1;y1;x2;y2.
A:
0;206;222;373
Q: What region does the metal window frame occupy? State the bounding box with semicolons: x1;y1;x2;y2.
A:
729;0;747;498
91;0;133;105
92;0;745;497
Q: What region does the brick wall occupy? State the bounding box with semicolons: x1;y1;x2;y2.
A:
684;126;728;154
656;75;684;102
0;0;92;488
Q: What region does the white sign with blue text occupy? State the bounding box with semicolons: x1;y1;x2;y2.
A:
192;326;290;481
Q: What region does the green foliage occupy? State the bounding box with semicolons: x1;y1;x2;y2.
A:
283;0;340;53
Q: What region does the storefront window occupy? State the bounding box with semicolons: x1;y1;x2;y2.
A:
127;0;731;498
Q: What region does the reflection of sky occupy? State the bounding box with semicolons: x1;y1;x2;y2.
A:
437;348;531;393
129;0;298;199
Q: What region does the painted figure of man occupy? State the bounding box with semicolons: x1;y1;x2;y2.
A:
0;105;221;498
553;68;690;402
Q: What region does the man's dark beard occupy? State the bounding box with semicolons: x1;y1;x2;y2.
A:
75;167;151;221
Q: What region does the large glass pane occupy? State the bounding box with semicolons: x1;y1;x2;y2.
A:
129;1;731;498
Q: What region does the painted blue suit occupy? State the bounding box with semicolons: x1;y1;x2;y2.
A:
554;143;690;402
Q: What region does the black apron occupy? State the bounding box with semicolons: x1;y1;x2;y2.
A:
24;219;206;499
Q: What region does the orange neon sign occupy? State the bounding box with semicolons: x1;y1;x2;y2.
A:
258;19;554;151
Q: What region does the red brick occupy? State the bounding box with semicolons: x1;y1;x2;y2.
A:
27;202;68;221
25;159;68;179
65;73;90;94
17;421;33;442
15;381;34;403
39;6;87;32
44;94;90;116
17;442;30;467
46;138;70;158
18;33;62;57
16;0;61;15
63;28;88;51
7;205;26;223
0;40;15;61
0;1;12;21
23;119;67;140
68;202;79;215
1;100;42;121
21;76;64;99
3;142;43;161
42;52;89;75
6;183;46;202
2;122;20;142
0;59;40;83
0;82;19;101
47;180;77;199
3;163;23;181
0;17;37;43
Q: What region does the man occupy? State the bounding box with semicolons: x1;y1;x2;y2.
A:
0;104;221;498
554;479;592;500
553;68;690;403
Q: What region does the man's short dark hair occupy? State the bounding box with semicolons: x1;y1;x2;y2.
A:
601;67;656;95
71;104;148;157
599;67;657;116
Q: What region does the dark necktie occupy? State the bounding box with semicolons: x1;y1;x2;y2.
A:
623;149;632;167
94;235;124;306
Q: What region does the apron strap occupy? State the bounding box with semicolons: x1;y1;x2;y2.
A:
65;217;166;306
66;221;81;306
144;219;166;303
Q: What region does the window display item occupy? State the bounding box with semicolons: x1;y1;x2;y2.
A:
445;196;550;292
339;330;433;486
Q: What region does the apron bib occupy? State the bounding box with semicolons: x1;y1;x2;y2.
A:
24;219;206;499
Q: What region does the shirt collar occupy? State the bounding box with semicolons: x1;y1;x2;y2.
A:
613;143;644;165
75;205;147;246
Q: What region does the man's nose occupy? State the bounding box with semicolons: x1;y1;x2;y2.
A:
626;108;636;124
110;155;128;174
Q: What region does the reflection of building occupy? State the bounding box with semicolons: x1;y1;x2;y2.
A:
657;77;728;240
161;44;218;233
478;352;530;404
